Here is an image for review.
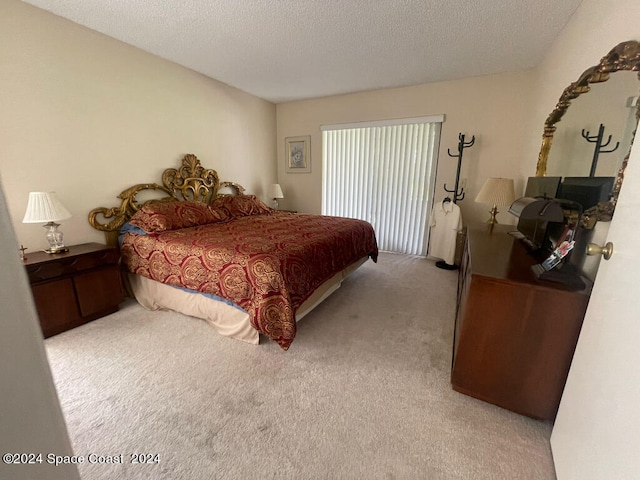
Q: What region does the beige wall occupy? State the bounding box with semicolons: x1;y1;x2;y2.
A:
0;0;276;252
276;70;536;225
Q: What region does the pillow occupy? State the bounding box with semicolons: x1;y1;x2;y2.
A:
118;222;148;247
129;200;227;233
210;195;272;219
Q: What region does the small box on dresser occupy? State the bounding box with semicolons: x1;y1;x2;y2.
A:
24;243;124;338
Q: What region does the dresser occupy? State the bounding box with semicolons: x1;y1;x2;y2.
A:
24;243;124;338
451;224;592;420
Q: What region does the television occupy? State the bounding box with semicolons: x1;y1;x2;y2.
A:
556;176;615;211
516;177;562;250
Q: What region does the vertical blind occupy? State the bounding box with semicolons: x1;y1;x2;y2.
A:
322;117;442;255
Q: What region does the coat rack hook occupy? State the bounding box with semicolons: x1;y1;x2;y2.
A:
443;132;475;204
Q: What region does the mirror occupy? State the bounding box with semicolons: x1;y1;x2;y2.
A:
546;72;638;179
536;40;640;224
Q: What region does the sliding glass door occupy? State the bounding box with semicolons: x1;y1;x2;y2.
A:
322;117;442;255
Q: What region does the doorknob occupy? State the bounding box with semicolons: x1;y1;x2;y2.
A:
586;242;614;260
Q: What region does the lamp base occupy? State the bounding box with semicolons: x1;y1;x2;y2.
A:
272;198;279;209
43;221;68;253
486;205;499;225
44;246;69;254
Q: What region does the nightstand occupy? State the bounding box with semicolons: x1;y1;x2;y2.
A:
23;243;124;338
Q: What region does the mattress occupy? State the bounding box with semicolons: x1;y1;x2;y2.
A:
127;256;368;345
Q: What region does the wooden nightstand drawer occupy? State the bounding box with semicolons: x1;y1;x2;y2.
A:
25;244;119;282
26;262;66;282
65;249;119;274
24;243;124;338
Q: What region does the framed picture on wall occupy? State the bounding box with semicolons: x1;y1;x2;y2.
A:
285;135;311;173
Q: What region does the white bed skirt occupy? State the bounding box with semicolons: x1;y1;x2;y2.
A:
127;256;369;345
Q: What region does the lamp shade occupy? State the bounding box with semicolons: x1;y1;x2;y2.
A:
267;184;284;199
475;178;516;206
22;192;72;224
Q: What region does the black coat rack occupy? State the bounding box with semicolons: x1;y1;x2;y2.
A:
434;132;475;271
444;132;475;203
582;123;619;177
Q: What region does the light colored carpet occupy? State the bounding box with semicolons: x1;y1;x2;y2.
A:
45;252;556;480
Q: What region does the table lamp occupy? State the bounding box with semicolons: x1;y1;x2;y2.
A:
475;178;515;226
22;191;72;253
267;184;284;209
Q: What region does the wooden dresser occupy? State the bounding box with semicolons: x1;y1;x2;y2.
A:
451;224;592;420
24;243;124;338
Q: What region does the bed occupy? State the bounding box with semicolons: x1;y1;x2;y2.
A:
89;154;378;350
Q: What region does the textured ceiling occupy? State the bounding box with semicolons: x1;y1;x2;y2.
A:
23;0;582;103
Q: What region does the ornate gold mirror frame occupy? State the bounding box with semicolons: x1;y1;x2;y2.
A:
89;154;245;245
535;40;640;223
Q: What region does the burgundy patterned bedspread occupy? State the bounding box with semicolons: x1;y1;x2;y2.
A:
121;212;378;350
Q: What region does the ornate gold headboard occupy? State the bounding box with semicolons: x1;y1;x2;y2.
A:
89;154;245;245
